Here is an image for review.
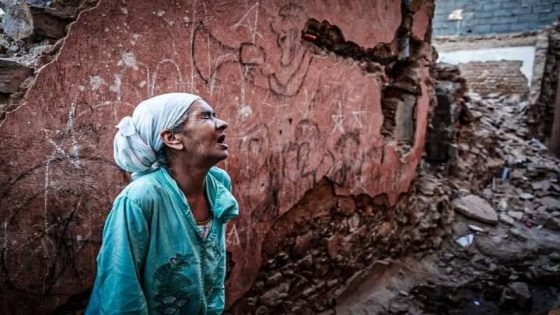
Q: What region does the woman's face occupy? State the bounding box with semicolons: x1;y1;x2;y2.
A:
177;99;229;165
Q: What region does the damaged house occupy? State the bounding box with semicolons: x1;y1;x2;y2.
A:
0;0;558;314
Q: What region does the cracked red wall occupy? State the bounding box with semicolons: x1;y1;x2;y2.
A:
0;0;435;313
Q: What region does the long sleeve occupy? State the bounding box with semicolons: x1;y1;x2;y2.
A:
206;224;227;315
86;196;150;315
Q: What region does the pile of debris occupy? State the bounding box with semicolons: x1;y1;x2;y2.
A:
0;0;98;118
338;85;560;313
452;92;560;230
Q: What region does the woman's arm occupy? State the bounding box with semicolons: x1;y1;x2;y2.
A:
86;196;150;315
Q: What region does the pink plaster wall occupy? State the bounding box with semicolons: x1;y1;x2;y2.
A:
0;0;434;313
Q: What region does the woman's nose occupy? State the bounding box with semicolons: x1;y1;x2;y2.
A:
216;118;228;131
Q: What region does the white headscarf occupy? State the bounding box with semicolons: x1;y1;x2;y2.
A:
113;93;201;176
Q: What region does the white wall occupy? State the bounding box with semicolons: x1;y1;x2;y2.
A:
437;46;536;86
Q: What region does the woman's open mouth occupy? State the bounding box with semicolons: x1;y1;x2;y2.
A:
217;134;228;149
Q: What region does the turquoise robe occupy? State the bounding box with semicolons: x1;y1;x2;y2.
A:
86;167;239;315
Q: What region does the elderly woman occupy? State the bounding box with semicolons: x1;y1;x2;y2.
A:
86;93;239;315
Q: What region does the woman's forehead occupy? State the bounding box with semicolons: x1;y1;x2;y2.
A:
191;99;214;113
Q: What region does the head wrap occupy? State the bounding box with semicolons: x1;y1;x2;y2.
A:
113;92;201;176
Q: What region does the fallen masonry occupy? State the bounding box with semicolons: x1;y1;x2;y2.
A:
337;66;560;314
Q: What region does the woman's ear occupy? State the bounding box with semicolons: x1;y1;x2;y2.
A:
161;130;184;150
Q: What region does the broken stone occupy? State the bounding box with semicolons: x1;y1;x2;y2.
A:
419;177;438;195
0;58;33;93
519;193;535;200
452;195;498;225
509;228;528;241
267;272;282;285
336;197;355;216
326;234;344;259
29;7;68;39
1;3;34;41
539;196;560;211
293;232;313;257
544;217;560;231
398;290;410;297
259;282;290;306
507;211;524;221
500;281;531;309
468;224;485;232
255;305;270;315
347;213;361;232
531;180;550;191
497;198;508;211
499;213;515;226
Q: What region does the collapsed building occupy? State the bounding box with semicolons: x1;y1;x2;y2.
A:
0;1;444;313
0;0;559;314
432;0;560;157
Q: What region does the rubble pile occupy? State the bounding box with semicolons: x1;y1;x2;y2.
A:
0;0;97;119
344;92;560;314
454;92;560;222
230;177;454;314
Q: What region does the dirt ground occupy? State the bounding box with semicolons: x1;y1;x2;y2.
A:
334;92;560;315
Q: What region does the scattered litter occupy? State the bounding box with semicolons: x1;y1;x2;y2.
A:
455;234;474;247
468;225;486;232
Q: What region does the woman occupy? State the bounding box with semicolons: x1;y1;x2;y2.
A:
86;93;239;315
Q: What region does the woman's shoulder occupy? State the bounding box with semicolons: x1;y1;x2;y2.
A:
208;166;232;191
117;170;168;205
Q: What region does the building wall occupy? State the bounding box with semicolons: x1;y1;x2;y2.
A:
0;1;442;314
458;60;530;96
434;0;560;36
528;23;560;147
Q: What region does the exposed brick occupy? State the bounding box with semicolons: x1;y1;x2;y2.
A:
501;1;522;9
476;11;495;18
538;11;560;21
491;23;513;32
458;60;529;97
533;4;554;13
471;24;492;33
494;16;520;24
483;2;502;11
494;10;515;17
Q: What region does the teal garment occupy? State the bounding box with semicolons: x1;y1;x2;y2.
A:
86;167;239;315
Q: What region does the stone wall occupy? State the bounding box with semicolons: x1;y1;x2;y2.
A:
434;0;560;36
0;0;98;120
528;23;560;146
458;60;530;97
0;0;440;314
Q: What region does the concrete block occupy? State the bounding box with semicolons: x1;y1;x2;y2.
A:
512;7;532;15
483;2;502;10
475;11;495;18
494;9;516;17
471;24;492;33
491;23;513;32
538;11;560;21
517;13;540;22
533;4;554;13
501;1;523;9
494;16;519;24
517;21;545;31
